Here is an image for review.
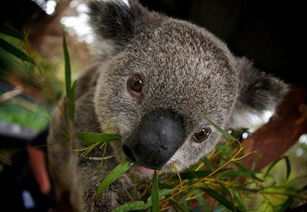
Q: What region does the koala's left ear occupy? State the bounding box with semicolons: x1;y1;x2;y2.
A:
233;58;289;126
88;0;143;55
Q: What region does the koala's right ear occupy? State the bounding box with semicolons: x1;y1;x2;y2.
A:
232;57;289;128
88;0;142;55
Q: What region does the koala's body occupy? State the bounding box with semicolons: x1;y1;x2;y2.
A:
47;0;287;211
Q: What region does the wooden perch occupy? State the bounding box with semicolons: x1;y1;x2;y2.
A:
241;86;307;171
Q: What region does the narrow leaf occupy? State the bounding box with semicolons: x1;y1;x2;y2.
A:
233;162;263;181
279;196;294;212
75;132;121;144
68;80;76;122
202;115;237;141
63;34;71;102
202;157;213;171
0;25;24;40
113;189;173;212
112;201;149;212
0;38;34;64
194;189;210;212
96;160;133;196
284;156;291;180
179;170;211;179
151;171;160;212
265;156;291;179
170;199;188;212
220;170;258;179
236;186;262;192
233;192;247;212
204;188;240;211
147;189;173;203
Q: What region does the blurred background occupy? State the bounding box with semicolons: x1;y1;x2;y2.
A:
0;0;306;211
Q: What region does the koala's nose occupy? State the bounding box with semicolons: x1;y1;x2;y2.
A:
122;144;136;162
123;109;185;170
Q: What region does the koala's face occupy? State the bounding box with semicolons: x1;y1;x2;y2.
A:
90;0;287;176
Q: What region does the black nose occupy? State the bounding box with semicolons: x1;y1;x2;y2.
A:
123;109;185;170
122;144;136;162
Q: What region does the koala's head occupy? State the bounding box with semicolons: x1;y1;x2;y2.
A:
89;0;287;176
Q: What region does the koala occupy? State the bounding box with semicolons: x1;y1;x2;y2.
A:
47;0;288;211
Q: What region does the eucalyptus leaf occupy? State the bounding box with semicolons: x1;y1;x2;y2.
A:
151;171;160;212
75;132;121;144
112;201;149;212
202;115;237;141
220;170;258;179
113;189;173;212
265;156;291;180
96;160;133;196
170;199;189;212
204;188;241;211
279;196;294;212
0;25;24;40
233;192;247;212
202;157;214;171
179;170;210;179
0;38;34;64
63;34;71;100
194;189;210;212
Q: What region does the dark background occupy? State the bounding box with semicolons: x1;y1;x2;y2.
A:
1;0;305;87
140;0;306;87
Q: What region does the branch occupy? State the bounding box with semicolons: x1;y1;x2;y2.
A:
241;86;307;171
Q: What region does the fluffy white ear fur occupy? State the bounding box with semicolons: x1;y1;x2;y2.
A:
122;0;130;7
230;57;288;129
96;0;130;7
231;108;274;130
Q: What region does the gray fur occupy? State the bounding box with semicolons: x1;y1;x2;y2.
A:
48;0;288;211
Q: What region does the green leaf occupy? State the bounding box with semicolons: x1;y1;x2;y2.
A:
202;115;237;141
179;170;211;179
158;181;173;189
279;196;294;212
194;189;210;212
203;188;240;211
236;186;262;192
112;201;149;212
219;170;258;179
169;199;189;212
284;156;291;180
151;171;160;212
219;184;236;212
265;156;291;180
63;34;71;100
233;192;247;212
147;189;173;203
96;160;133;196
113;189;173;212
233;162;263;181
62;34;75;122
74;132;121;144
202;157;213;171
68;80;76;122
0;25;24;40
0;37;34;64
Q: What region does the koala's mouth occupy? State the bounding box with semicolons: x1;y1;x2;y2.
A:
122;109;186;173
133;164;155;176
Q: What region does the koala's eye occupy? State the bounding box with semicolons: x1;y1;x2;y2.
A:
193;127;211;143
127;74;143;93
